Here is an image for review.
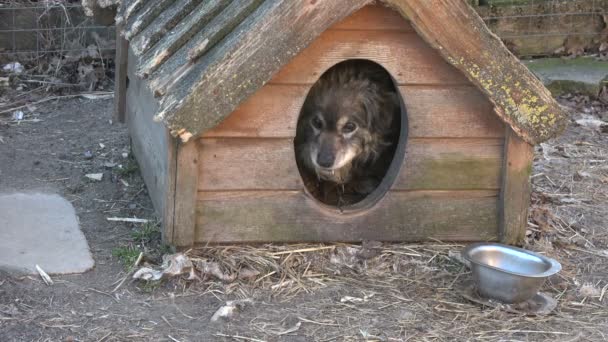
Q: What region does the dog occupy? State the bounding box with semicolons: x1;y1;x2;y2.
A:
295;60;401;207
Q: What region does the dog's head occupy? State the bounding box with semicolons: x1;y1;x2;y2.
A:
296;63;399;183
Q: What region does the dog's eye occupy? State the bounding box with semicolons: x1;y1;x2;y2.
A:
342;122;357;134
311;116;323;129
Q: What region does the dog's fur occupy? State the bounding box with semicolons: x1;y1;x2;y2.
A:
295;60;401;206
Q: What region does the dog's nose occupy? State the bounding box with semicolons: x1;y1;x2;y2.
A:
317;150;335;168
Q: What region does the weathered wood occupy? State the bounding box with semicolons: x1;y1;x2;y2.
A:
331;3;414;31
120;0;566;144
269;30;468;85
402;86;504;137
129;0;203;56
172;140;199;246
126;46;178;243
148;0;263;96
499;127;533;245
136;0;233;78
113;24;129;124
198;138;300;190
117;0;144;25
205;85;503;138
398;138;503;190
163;138;177;244
197;138;503;191
125;48;170;221
152;0;372;139
384;0;566;144
195;190;499;243
124;0;176;40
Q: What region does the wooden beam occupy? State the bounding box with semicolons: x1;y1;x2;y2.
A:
195;190;499;243
384;0;566;144
204;85;503;138
499;127;534;245
197;137;504;191
162;137;177;244
113;24;129;124
171;140;199;246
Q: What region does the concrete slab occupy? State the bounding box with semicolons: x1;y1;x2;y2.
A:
524;57;608;96
0;193;94;275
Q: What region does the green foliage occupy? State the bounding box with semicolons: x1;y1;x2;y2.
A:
131;221;161;243
112;245;141;270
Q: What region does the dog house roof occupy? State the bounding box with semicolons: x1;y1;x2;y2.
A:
118;0;566;145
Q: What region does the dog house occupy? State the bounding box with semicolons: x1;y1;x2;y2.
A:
115;0;566;247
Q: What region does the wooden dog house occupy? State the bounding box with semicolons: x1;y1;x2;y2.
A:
115;0;566;247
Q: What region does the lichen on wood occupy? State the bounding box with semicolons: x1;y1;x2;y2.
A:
385;0;566;144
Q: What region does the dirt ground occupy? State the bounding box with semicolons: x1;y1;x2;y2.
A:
0;94;607;341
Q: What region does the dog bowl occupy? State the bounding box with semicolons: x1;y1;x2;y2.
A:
462;243;561;303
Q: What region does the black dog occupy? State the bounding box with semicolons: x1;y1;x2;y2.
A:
295;60;401;206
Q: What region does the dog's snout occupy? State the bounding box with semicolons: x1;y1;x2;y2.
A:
316;148;335;168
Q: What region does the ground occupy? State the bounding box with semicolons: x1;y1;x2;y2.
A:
0;95;607;341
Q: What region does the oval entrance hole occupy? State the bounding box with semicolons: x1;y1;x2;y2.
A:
294;59;408;212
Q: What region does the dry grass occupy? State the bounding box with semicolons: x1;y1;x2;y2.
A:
149;235;607;340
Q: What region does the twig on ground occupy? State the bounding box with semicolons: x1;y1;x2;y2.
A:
106;217;150;223
35;265;53;285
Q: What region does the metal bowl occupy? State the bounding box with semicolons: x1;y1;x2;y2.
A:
462;243;561;303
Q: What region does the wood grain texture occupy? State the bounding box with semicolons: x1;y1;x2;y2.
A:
126;48;168;219
385;0;566;144
401;86;503;138
137;0;247;78
398;138;503;190
152;0;372;138
197;138;503;191
163;138;177;245
126;48;178;243
172;140;199;246
269;30;468;85
499;127;533;245
204;85;504;138
195;190;499;243
129;0;204;56
330;3;414;31
113;24;129;124
124;0;176;40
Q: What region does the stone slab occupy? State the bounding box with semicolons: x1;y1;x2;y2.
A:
0;193;94;275
524;57;608;96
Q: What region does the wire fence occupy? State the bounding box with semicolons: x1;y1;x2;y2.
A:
0;0;605;60
0;1;116;59
475;0;607;57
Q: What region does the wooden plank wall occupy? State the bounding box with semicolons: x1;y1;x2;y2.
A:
195;4;507;243
125;47;176;242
